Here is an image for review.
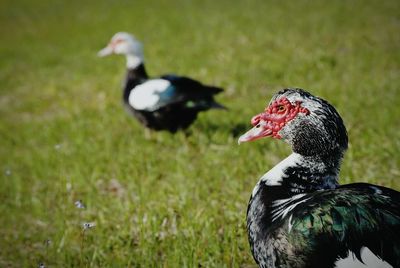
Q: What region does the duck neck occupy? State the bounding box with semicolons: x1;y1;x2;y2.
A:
126;54;144;70
123;63;149;101
253;151;343;200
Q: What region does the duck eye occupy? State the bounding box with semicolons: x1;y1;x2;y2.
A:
277;105;285;112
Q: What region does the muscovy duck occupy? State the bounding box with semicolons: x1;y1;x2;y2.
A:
98;32;225;132
238;88;400;268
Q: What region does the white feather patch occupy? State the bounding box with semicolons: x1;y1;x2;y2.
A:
258;153;302;188
129;79;174;111
335;247;392;268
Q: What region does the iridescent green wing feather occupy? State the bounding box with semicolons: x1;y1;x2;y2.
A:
286;184;400;266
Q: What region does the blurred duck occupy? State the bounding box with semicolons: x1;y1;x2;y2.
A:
239;88;400;268
98;32;225;133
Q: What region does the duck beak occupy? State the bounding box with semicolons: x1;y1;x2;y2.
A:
97;45;114;57
238;124;272;144
238;113;274;144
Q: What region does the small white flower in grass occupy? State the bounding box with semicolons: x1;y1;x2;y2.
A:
142;214;148;224
82;222;96;230
38;262;46;268
5;169;11;176
66;182;72;192
54;144;62;150
74;200;85;209
44;239;52;246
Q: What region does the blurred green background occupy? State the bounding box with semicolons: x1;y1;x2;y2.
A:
1;0;399;266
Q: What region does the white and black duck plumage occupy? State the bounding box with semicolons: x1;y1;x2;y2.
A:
98;32;225;132
238;88;400;268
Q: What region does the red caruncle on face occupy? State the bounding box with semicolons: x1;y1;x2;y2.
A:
251;97;310;139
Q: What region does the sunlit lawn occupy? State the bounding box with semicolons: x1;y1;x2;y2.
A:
0;0;399;266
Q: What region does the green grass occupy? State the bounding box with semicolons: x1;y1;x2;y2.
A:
1;0;399;266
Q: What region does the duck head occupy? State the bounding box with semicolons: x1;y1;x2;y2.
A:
239;88;348;156
98;32;144;68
